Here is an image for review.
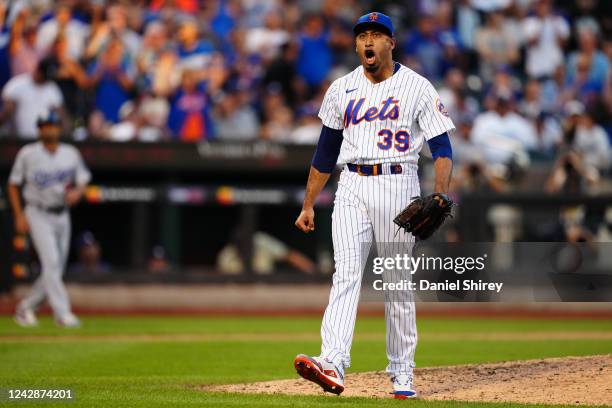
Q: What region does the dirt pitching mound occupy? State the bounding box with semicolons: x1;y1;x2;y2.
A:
209;354;612;406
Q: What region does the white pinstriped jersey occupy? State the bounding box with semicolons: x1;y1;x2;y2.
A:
318;63;455;167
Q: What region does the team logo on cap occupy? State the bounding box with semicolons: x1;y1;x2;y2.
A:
436;98;449;117
369;12;378;21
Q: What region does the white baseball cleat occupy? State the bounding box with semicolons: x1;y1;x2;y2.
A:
56;313;81;328
14;308;38;327
392;373;417;399
294;354;345;395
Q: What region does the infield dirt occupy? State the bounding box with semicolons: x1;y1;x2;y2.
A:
210;354;612;406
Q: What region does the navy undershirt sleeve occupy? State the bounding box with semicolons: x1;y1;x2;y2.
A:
427;132;452;160
311;126;344;173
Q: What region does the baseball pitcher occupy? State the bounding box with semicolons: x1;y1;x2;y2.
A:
293;12;455;398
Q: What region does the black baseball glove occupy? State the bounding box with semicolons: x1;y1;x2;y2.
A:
393;193;454;240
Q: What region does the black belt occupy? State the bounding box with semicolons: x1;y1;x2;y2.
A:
33;204;67;214
347;163;404;176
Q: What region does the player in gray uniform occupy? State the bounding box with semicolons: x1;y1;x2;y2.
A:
8;111;91;328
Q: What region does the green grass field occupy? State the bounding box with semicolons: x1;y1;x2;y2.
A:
0;315;611;407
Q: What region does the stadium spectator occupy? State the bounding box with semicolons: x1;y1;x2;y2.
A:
138;96;170;141
213;87;259;141
260;87;293;142
148;245;170;274
571;105;611;173
100;97;168;142
438;68;479;121
260;104;294;142
244;10;289;62
522;0;570;79
217;231;316;275
85;37;135;124
296;14;332;91
176;16;214;72
9;8;41;77
147;47;179;98
135;21;172;94
532;112;563;158
48;35;89;126
521;80;564;158
475;11;519;82
262;41;303;109
167;69;214;142
87;110;109;140
566;25;610;102
545;101;608;193
444;83;482;165
68;231;111;278
545;149;596;194
450;115;485;166
106;101;139;142
502;1;529;46
440;71;483;166
483;67;521;111
289;104;321;145
90;4;140;58
540;65;567;115
36;2;89;60
452;162;508;194
1;57;64;139
403;12;445;81
563;54;601;107
456;0;480;50
221;29;257;91
435;1;465;73
209;0;239;43
320;3;355;69
519;79;545;119
471;91;537;165
202;51;229;97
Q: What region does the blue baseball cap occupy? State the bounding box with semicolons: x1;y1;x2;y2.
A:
353;12;394;37
36;110;61;127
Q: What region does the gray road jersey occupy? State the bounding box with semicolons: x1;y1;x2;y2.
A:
9;142;91;208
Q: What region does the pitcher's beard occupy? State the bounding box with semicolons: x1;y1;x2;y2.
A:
364;61;382;73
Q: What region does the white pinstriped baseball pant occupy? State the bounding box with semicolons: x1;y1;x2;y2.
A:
320;167;418;377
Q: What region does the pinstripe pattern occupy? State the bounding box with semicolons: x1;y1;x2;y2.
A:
318;62;455;378
318;64;455;166
321;169;418;376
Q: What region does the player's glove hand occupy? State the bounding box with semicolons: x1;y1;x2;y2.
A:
393;193;454;240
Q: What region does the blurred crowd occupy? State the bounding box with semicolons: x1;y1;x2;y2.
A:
0;0;610;172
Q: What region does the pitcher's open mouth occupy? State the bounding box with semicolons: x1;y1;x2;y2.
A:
365;49;376;65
